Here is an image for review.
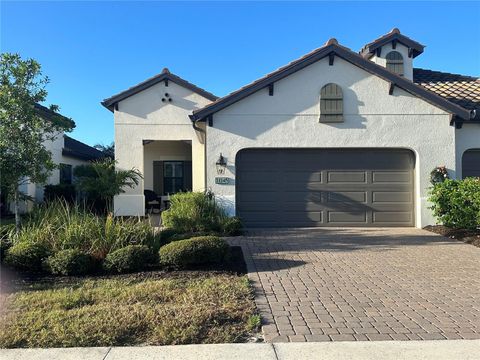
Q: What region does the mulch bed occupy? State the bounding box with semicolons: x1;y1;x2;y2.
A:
424;225;480;248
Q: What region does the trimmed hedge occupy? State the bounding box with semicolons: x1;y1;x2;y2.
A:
159;236;230;269
429;177;480;230
4;242;50;272
45;249;96;276
104;245;152;273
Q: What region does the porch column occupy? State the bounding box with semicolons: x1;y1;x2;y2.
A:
192;140;205;192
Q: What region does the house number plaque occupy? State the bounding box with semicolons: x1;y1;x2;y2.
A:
215;177;229;185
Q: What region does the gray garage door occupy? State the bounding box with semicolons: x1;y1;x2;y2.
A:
462;149;480;178
236;148;415;228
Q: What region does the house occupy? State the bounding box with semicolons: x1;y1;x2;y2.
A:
102;28;480;228
5;104;105;213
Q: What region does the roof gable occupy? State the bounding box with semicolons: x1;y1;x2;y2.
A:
101;68;218;112
360;28;425;59
191;39;472;122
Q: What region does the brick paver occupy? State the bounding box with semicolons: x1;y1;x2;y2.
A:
229;228;480;342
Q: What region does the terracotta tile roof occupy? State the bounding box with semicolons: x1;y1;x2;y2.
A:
414;68;480;115
102;68;218;111
360;28;425;59
191;39;472;122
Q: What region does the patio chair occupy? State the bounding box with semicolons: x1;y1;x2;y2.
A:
144;190;162;214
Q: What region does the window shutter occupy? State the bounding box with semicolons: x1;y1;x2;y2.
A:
153;161;164;195
183;161;192;191
386;51;404;76
320;83;343;123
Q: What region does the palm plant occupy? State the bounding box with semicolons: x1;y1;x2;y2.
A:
74;158;142;212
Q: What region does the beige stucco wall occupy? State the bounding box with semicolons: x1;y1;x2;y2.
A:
113;80;212;216
206;56;455;227
455;123;480;178
370;42;414;80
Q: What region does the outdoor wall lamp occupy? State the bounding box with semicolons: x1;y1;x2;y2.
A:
216;153;227;175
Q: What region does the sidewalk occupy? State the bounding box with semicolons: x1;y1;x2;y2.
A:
1;340;479;360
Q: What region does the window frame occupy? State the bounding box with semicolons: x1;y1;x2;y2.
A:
163;161;185;195
59;163;73;185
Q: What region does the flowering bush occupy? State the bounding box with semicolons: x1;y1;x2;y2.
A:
430;166;450;185
429;178;480;230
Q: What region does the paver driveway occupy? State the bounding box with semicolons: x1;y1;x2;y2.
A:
229;228;480;342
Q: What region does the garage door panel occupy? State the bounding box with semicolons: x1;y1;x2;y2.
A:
373;211;412;224
327;191;367;203
283;171;322;183
372;171;412;183
282;211;322;223
236;149;414;227
328;211;367;223
372;191;413;203
327;171;367;183
238;191;277;202
237;201;277;211
284;201;325;211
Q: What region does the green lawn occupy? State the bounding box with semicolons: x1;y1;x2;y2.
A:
0;271;260;348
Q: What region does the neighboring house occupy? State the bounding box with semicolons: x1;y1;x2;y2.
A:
102;28;480;228
12;105;105;213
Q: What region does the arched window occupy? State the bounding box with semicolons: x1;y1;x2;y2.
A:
320;83;343;123
386;51;404;76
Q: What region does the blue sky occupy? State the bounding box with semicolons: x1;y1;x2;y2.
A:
2;1;479;146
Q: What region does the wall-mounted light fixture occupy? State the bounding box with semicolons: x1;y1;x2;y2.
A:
216;153;227;175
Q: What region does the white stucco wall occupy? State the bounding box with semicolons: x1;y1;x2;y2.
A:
455;123;480;178
370;42;414;80
206;56;455;227
15;133;91;212
113;80;212;216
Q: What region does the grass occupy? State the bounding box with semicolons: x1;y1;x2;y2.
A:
0;272;258;348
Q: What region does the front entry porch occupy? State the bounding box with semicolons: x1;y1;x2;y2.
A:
143;140;192;211
114;138;204;217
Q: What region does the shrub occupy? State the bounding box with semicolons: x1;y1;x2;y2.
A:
0;224;15;262
159;236;230;269
45;249;96;276
43;184;76;203
161;192;243;235
4;242;50;272
222;216;243;236
162;192;226;233
104;245;153;273
429;178;480;230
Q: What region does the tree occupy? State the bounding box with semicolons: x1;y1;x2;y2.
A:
0;53;74;230
73;158;142;212
93;142;115;158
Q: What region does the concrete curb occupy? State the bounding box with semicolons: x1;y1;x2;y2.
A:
1;340;479;360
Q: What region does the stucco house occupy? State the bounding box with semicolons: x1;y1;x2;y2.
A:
2;104;105;214
102;28;480;228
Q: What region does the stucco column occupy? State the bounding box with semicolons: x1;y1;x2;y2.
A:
114;134;145;216
192;140;205;192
